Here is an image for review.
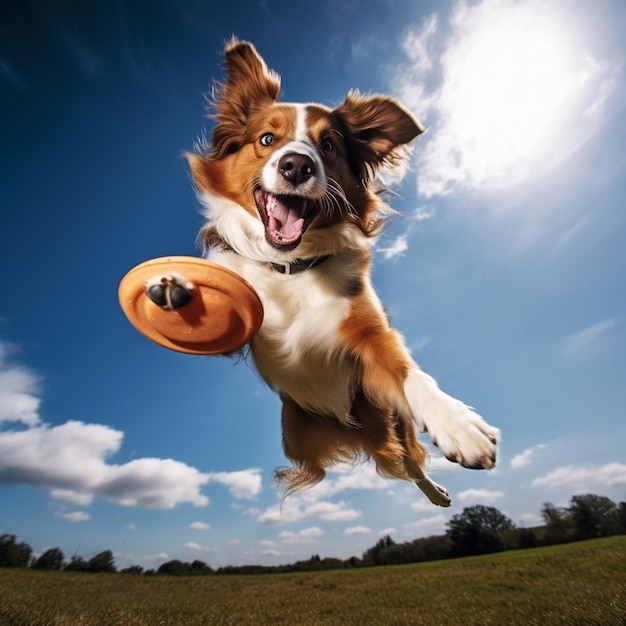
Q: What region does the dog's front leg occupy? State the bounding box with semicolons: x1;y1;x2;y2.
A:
403;367;500;470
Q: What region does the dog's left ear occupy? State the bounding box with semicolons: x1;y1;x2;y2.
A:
335;90;425;182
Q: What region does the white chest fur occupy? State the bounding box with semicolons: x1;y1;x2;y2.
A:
213;250;357;422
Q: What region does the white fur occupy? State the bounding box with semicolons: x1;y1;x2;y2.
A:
403;367;500;469
208;236;365;424
261;105;327;199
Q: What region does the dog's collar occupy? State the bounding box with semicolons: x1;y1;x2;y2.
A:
269;255;331;275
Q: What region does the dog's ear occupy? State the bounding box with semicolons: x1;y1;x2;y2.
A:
334;90;425;183
210;39;281;157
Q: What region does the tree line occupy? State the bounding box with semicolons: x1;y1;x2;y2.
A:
1;493;624;575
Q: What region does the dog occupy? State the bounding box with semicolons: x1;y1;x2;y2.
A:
153;39;499;507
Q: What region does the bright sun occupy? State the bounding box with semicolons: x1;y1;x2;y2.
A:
414;0;615;196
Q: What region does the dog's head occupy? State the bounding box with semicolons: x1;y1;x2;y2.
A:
188;39;424;260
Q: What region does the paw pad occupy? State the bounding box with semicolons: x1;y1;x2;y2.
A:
146;274;195;310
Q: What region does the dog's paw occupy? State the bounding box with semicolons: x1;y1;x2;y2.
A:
145;273;195;310
404;369;499;470
415;475;452;507
428;404;499;470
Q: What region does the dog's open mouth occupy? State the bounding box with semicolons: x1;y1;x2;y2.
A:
254;188;317;250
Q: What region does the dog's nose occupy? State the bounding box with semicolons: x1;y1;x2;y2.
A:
278;153;315;187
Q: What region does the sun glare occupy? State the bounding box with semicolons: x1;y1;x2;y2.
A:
411;0;617;196
444;8;579;186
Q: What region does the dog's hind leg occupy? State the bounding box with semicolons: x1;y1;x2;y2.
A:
340;304;452;506
394;412;452;507
276;395;343;496
355;396;450;506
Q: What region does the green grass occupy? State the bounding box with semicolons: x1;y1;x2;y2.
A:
1;537;624;625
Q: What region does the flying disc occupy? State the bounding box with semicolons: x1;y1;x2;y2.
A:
118;256;263;355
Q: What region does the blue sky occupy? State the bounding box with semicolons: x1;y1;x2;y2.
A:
1;0;625;570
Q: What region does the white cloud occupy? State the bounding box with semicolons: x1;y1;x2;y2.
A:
457;489;504;504
209;469;262;499
0;373;211;510
0;342;271;512
50;489;94;507
189;521;211;531
532;462;626;491
401;14;438;75
410;499;439;513
379;234;408;260
395;15;440;119
55;510;90;523
411;206;435;221
410;337;430;353
395;0;623;197
305;501;362;522
184;542;215;552
257;497;361;526
278;527;324;544
343;525;370;536
375;206;433;263
518;513;542;527
403;514;448;537
321;463;390;497
262;549;281;557
0;346;41;426
17;424;210;508
561;319;618;356
99;457;210;508
510;444;548;470
243;507;261;517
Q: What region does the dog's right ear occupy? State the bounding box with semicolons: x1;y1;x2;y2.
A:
210;39;281;158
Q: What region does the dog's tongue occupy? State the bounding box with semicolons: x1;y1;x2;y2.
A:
267;194;306;245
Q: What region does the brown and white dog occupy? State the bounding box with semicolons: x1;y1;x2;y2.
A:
163;39;499;506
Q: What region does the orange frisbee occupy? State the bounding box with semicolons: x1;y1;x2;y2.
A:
118;256;263;355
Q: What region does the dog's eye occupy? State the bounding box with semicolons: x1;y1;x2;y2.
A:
321;137;334;152
260;133;275;147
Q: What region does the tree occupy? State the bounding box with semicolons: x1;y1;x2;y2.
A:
516;527;538;549
447;505;514;557
617;502;626;534
568;494;618;540
190;560;214;575
120;565;144;575
362;535;395;566
32;547;65;570
541;502;571;545
65;556;88;572
86;550;116;573
158;559;189;576
0;534;32;568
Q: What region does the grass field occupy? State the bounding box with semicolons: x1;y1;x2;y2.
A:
0;536;624;625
